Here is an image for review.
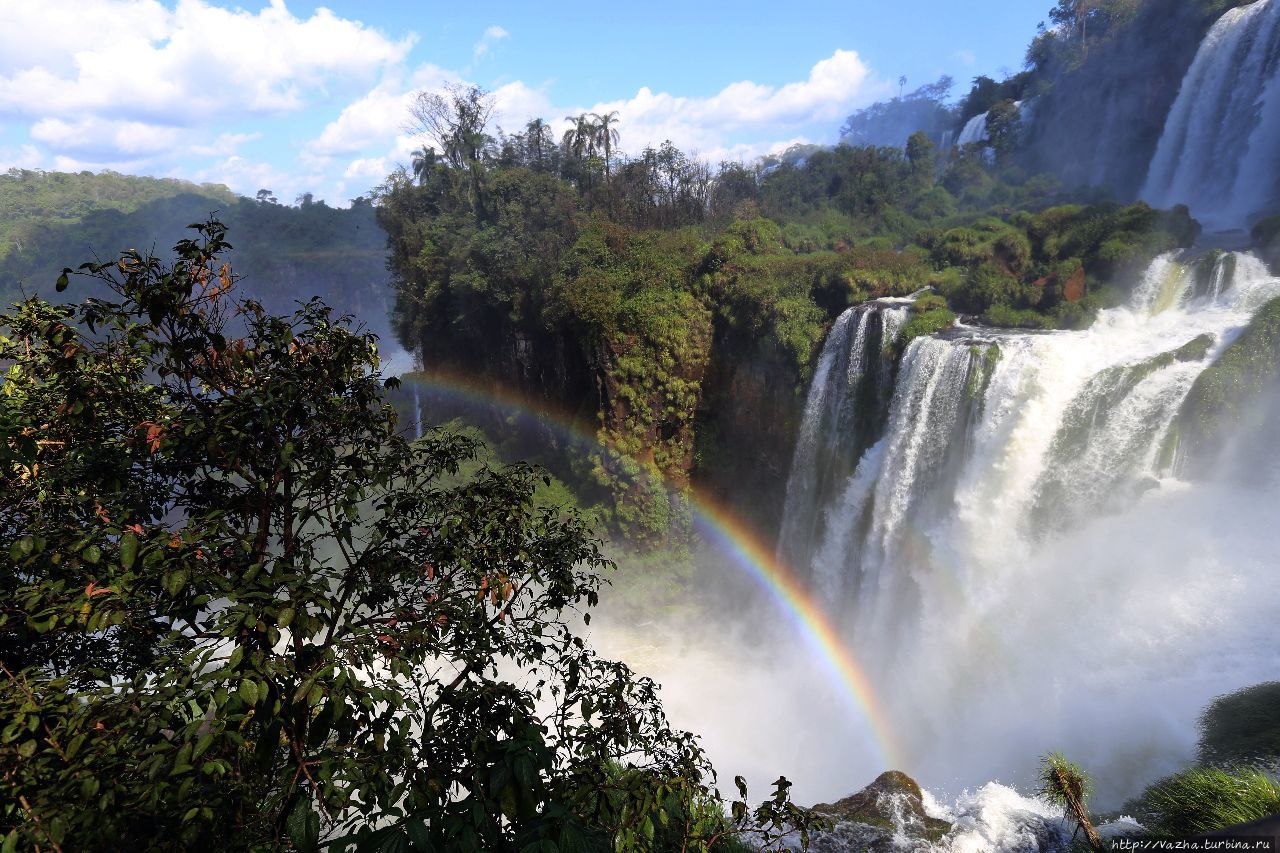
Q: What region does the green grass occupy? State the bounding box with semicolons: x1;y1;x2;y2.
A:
1132;767;1280;838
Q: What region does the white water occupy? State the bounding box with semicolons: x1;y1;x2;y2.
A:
777;301;910;595
1143;0;1280;228
956;112;990;147
771;252;1280;812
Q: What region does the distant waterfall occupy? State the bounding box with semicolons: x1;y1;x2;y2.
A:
955;111;990;147
777;252;1280;800
1143;0;1280;228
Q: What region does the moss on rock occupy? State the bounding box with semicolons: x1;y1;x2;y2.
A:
1176;297;1280;473
810;771;952;851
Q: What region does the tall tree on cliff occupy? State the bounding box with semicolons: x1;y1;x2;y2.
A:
410;83;495;215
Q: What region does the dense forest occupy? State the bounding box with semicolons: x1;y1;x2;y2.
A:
0;170;394;341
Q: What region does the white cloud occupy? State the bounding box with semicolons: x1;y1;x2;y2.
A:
31;117;183;157
0;143;43;172
473;26;510;62
306;48;886;197
954;49;978;67
192;154;311;202
551;50;887;158
189;132;261;158
490;80;557;134
0;0;415;126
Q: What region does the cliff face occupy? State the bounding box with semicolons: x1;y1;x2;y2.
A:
695;320;808;536
1020;2;1217;199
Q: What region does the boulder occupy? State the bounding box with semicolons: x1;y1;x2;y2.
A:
804;771;952;852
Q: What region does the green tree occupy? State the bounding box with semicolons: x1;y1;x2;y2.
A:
410;84;495;213
985;100;1023;164
590;111;622;183
410;146;438;185
0;222;819;851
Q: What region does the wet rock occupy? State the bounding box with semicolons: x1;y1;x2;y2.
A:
804;771;952;852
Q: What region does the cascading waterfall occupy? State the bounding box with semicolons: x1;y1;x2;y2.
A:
778;250;1280;806
1143;0;1280;228
777;299;909;595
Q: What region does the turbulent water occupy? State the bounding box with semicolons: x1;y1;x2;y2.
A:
769;251;1280;818
1144;0;1280;228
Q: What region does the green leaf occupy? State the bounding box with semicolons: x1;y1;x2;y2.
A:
286;798;321;853
56;268;71;292
166;569;188;597
277;607;295;629
120;532;138;570
83;544;101;564
238;679;259;707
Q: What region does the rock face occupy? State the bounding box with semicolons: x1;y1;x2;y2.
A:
805;771;952;852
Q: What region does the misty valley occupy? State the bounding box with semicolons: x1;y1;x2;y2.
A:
4;0;1280;851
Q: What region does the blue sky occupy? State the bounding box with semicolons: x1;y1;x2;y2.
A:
0;0;1050;205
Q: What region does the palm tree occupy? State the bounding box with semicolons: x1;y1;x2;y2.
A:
410;146;437;184
524;118;553;171
590;111;621;182
1038;753;1104;853
561;113;594;161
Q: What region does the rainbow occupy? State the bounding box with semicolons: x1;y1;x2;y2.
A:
390;362;906;771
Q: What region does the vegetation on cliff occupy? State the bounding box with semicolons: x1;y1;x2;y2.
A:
377;85;1196;546
1176;296;1280;473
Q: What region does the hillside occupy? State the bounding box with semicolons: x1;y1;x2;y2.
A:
0;172;393;340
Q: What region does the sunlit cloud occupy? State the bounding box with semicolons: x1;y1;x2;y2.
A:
0;0;413;125
558;49;888;157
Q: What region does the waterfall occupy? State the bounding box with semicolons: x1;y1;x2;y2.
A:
777;251;1280;802
955;111;990;147
777;300;909;587
412;386;424;440
1143;0;1280;228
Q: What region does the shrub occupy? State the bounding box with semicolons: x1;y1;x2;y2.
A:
1197;682;1280;768
1132;768;1280;838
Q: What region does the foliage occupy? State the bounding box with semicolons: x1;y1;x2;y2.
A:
0;221;820;851
894;306;956;355
1130;767;1280;839
1197;682;1280;768
1038;752;1104;852
0;176;392;341
0;169;239;263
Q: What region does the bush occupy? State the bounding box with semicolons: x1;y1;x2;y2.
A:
982;303;1056;329
1197;682;1280;768
1132;768;1280;838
